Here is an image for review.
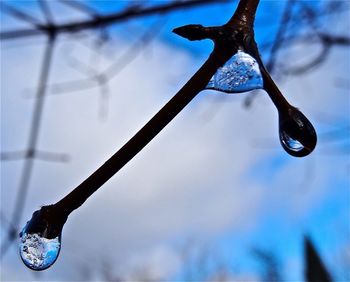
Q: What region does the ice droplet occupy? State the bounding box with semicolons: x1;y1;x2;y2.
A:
206;50;263;93
280;131;304;152
279;107;317;157
19;223;61;271
19;206;66;271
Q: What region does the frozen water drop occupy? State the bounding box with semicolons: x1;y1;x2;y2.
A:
19;206;67;271
19;228;60;271
279;107;317;157
280;131;304;152
206;50;263;93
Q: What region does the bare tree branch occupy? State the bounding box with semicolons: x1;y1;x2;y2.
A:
37;0;54;25
1;2;43;28
0;0;228;40
58;0;99;18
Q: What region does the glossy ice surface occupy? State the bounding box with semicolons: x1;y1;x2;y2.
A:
280;130;304;152
206;50;263;93
19;229;60;271
278;108;317;157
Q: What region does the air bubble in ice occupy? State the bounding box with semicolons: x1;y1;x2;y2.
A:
19;225;61;271
206;50;263;93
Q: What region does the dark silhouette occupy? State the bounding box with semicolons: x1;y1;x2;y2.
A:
304;235;332;282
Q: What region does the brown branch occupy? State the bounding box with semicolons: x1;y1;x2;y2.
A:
22;0;260;238
54;49;227;214
227;0;259;28
244;0;295;108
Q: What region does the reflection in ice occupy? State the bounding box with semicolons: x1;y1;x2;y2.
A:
279;108;317;157
280;131;305;152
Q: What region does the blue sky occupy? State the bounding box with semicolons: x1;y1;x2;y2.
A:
1;0;349;281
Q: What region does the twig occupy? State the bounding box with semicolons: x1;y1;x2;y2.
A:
51;19;165;91
0;0;228;40
52;0;261;216
45;18;166;119
58;0;100;18
37;0;54;25
244;0;294;107
1;2;43;28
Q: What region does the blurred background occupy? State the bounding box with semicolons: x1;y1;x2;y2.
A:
1;0;349;281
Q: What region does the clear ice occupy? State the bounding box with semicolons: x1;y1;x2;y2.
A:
280;131;304;152
19;227;60;271
206;50;263;93
278;108;317;157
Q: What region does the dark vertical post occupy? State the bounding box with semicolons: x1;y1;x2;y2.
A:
12;35;56;226
0;35;56;259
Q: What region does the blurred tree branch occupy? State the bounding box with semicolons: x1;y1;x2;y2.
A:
1;0;228;40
